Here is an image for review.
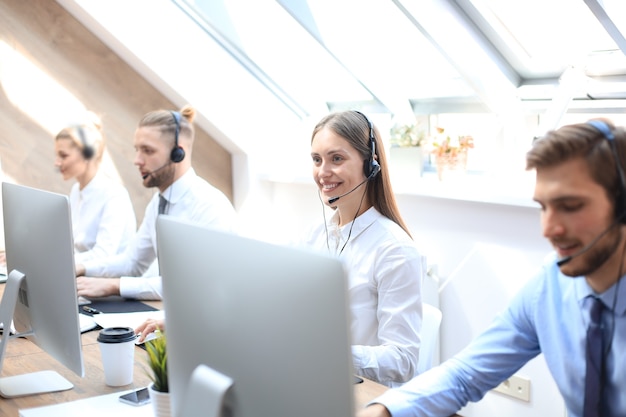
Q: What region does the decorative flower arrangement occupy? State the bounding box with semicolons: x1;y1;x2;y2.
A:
430;127;474;157
429;127;474;180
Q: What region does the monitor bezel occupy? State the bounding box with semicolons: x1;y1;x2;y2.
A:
0;182;84;397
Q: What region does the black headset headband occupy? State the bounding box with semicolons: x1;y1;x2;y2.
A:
352;111;380;180
169;111;185;163
587;120;626;222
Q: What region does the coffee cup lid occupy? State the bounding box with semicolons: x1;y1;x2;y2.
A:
97;327;136;343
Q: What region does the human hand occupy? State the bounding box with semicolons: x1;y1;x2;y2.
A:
75;264;86;277
134;318;165;343
356;404;392;417
76;276;120;298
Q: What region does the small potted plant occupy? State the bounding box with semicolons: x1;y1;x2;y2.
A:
389;122;427;179
145;329;170;417
390;123;426;148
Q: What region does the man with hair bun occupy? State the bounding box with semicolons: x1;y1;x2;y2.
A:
76;105;237;300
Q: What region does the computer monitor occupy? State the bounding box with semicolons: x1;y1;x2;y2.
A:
157;216;355;417
0;182;84;397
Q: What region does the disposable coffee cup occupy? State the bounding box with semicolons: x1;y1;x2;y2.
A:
97;326;136;386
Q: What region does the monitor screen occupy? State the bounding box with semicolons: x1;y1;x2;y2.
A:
0;182;84;397
157;216;355;417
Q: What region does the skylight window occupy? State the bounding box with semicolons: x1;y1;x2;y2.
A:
181;0;372;119
475;0;619;76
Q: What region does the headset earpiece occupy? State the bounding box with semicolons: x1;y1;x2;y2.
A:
354;111;380;180
170;111;185;163
587;119;626;224
76;126;95;160
367;160;381;180
170;145;185;163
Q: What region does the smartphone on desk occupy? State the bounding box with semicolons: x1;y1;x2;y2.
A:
119;387;151;406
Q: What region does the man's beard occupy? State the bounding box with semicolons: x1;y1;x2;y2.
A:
145;164;175;189
560;226;621;277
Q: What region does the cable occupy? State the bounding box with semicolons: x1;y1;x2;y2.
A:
318;190;331;253
337;186;367;255
604;237;625;356
319;183;369;255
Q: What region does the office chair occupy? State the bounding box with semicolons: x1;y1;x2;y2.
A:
417;303;443;374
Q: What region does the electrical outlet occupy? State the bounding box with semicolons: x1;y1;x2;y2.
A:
493;374;530;402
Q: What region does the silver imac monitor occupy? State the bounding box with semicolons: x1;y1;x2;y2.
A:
0;182;84;397
157;216;355;417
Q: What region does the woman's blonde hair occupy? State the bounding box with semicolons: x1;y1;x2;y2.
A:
55;111;105;162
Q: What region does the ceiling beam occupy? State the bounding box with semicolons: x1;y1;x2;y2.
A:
174;0;309;120
584;0;626;56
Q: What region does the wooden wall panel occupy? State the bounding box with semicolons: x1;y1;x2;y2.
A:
0;0;233;222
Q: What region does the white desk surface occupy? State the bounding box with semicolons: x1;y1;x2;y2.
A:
19;389;152;417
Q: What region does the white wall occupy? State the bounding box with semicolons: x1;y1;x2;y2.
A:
245;178;566;417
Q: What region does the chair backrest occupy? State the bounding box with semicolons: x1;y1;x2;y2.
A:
417;303;443;374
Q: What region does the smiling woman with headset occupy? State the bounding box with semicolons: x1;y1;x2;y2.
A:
54;111;136;264
301;110;425;388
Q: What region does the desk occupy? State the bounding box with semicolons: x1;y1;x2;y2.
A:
0;298;388;416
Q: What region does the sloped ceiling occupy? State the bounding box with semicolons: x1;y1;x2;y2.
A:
54;0;626;163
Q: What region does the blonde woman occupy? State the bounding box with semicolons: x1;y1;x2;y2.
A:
54;112;136;264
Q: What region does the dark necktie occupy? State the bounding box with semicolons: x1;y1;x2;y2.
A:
583;296;604;417
158;195;168;215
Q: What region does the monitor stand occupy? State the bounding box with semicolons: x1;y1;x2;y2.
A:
179;364;234;417
0;270;74;398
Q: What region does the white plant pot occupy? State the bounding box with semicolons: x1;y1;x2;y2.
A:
389;146;424;181
148;384;171;417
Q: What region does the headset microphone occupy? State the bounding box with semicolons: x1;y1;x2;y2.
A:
556;219;622;267
142;161;171;180
327;166;379;205
327;179;367;205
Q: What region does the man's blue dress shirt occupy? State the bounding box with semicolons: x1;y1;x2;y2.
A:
373;252;626;417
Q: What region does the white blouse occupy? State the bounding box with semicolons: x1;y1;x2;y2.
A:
70;173;136;265
302;207;424;387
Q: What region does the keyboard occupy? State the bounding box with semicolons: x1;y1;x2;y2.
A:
77;296;91;306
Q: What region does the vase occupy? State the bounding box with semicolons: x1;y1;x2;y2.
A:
389;146;424;182
435;152;467;181
148;384;171;417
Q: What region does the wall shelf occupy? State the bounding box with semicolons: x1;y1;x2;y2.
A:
260;170;539;210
